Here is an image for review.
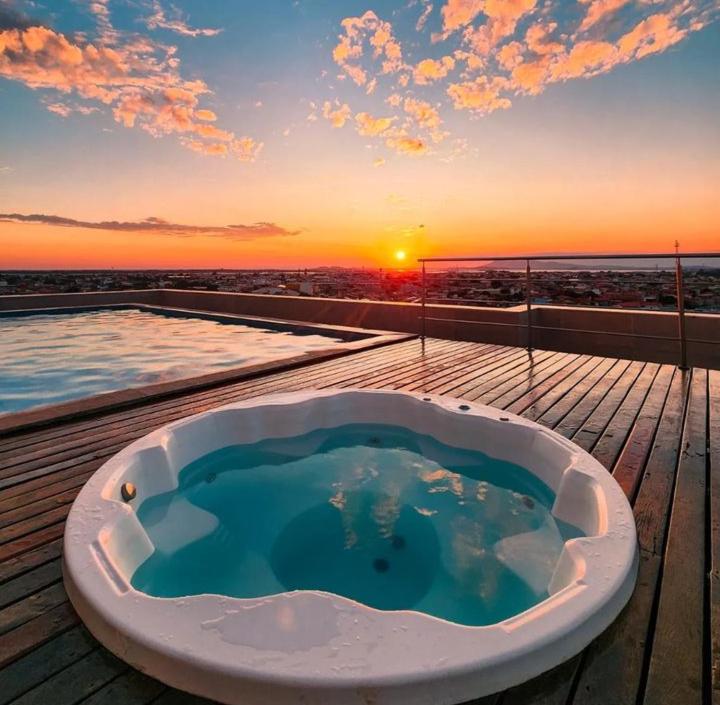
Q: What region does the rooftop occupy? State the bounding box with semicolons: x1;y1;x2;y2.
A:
0;335;716;705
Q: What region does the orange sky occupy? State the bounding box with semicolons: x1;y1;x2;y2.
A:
1;1;718;269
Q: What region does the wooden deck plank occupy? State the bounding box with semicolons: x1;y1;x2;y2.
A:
570;361;646;453
643;369;707;705
437;350;557;401
506;355;608;420
552;359;632;440
589;363;661;472
710;369;720;705
9;648;126;705
532;357;618;429
569;367;691;705
0;339;711;705
502;364;667;705
0;539;63;585
609;365;673;501
0;601;78;669
0;626;97;705
0;559;62;610
0;583;67;636
77;669;165;705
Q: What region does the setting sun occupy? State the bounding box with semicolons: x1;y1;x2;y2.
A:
394;250;407;263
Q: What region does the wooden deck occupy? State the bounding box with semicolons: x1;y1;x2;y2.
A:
0;337;716;705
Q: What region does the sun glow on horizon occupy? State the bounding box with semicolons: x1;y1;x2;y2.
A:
394;249;407;263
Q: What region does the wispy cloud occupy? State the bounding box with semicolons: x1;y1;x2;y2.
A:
145;1;221;38
0;213;300;241
0;2;258;159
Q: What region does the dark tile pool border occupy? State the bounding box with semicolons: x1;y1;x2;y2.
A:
0;303;413;436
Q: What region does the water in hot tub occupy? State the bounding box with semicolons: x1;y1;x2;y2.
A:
132;424;584;626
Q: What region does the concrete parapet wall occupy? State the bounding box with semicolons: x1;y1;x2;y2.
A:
0;289;161;311
1;289;717;369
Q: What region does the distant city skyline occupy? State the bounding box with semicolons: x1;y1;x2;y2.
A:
1;0;718;268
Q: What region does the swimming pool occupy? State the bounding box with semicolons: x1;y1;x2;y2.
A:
0;305;357;415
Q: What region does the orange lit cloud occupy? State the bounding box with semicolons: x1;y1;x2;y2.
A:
355;111;396;136
578;0;629;32
324;0;716;156
413;55;455;84
385;131;427;154
0;213;298;241
332;10;405;86
322;99;352;128
463;0;536;53
403;97;441;130
447;75;511;113
439;0;484;35
0;10;258;160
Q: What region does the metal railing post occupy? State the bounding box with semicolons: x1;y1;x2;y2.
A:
421;260;427;349
675;252;688;370
525;259;532;351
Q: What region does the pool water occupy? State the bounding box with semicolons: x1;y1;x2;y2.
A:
132;424;583;626
0;308;344;414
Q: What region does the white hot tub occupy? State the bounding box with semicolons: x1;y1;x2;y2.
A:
63;389;638;705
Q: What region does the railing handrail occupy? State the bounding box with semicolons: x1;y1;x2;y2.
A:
418;252;720;263
416;251;720;369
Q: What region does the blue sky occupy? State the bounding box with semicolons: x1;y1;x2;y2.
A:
0;0;718;267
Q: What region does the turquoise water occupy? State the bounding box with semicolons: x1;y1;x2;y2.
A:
132;424;583;626
0;308;343;414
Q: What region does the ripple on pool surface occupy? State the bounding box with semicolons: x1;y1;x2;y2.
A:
0;307;344;414
131;424;584;626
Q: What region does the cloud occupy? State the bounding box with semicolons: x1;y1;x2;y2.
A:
332;11;405;86
550;40;617;81
439;0;484;36
322;0;717;160
355;111;396;136
194;109;217;121
145;1;221;38
578;0;629;32
413;55;455;84
0;6;259;160
447;75;511;113
416;2;434;32
385;130;427;154
524;22;564;56
322;99;351;128
373;157;386;167
497;40;524;70
45;100;100;117
403;97;441;130
0;213;298;241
